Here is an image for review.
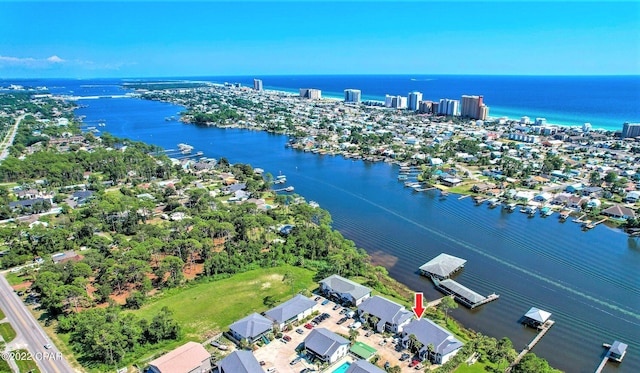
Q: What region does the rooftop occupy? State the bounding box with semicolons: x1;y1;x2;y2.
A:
264;294;315;324
419;253;467;279
229;312;273;340
217;350;263;373
345;359;386;373
524;307;552;323
319;274;371;300
304;327;349;357
439;279;486;304
148;341;210;373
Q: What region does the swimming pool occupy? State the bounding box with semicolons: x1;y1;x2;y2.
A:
332;362;351;373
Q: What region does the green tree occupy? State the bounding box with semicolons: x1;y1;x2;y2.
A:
438;295;458;322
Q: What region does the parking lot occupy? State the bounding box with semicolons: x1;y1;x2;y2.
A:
252;294;420;373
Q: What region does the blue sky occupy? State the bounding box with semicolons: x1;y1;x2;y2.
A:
1;1;639;78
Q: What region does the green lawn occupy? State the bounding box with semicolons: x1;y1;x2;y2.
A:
0;307;5;320
0;356;11;373
13;349;40;373
0;323;17;343
455;361;495;373
4;272;26;287
133;265;316;339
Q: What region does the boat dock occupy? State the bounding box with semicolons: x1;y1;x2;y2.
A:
458;194;471;200
432;277;500;309
505;319;555;372
583;218;607;230
595;341;627;373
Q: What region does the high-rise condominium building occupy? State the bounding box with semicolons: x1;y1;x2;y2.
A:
622;122;640;139
438;98;459;116
384;94;394;108
300;88;322;100
408;91;423;111
253;79;263;91
418;101;433;114
344;89;362;103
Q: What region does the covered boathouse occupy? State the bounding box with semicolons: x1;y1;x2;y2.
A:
419;253;466;280
432;278;499;309
521;307;552;329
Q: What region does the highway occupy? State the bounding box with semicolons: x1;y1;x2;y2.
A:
0;273;75;373
0;113;26;161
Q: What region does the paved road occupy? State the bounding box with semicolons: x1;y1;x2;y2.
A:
0;113;25;161
0;273;75;373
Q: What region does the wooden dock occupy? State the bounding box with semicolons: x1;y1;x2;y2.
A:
505;320;555;373
458;194;471;200
594;356;609;373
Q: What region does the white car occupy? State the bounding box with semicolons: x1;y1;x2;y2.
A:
44;343;52;349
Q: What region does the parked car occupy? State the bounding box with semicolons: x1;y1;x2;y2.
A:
337;317;348;325
409;360;420;368
321;299;330;305
267;368;277;373
283;335;292;341
260;361;266;366
339;309;347;315
314;296;321;301
332;304;340;310
296;328;304;334
415;364;423;370
290;357;301;365
304;323;313;329
349;321;362;330
400;353;410;361
379;339;387;346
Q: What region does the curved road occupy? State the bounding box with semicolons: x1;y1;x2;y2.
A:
0;273;75;372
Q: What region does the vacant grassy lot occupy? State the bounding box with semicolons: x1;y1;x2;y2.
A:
13;349;40;373
133;265;316;340
0;356;10;372
0;323;17;343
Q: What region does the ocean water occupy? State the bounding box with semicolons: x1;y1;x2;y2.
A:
196;75;640;131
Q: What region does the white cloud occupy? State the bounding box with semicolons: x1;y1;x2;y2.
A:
46;55;64;63
0;54;71;68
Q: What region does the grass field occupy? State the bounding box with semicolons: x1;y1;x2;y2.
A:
13;349;40;373
455;361;495;372
133;265;316;340
0;323;17;343
4;272;26;287
0;356;10;373
0;307;5;320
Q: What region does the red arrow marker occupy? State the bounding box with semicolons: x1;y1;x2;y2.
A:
412;292;426;320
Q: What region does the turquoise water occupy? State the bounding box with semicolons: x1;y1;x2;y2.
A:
332;362;351;373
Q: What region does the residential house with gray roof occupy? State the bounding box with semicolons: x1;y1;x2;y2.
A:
345;360;385;373
303;328;350;364
357;296;413;333
264;294;316;329
401;319;463;365
319;274;371;306
228;313;273;344
217;350;262;373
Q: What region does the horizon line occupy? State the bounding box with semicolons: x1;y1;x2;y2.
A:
3;73;640;80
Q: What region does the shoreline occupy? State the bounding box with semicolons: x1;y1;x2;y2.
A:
67;84;636;372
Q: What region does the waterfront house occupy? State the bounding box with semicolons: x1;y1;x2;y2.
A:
401;318;463;365
264;294;316;330
601;205;636;220
228;313;273;344
148;341;211;373
303;328;350;364
441;177;462;187
533;192;553;202
319;274;371;306
357;296;413;333
345;360;385;373
217;350;262;373
566;196;588;211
